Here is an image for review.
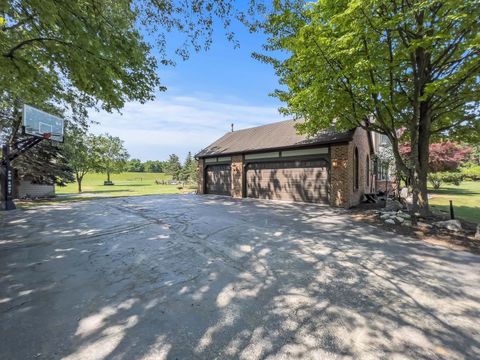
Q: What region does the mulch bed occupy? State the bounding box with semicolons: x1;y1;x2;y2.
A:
351;203;480;255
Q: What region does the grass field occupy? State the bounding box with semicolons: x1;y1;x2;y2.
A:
52;172;195;200
429;181;480;224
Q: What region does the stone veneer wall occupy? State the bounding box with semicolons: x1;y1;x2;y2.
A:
197;158;205;194
231;155;243;198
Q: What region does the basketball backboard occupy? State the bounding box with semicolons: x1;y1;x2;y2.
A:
22;104;64;142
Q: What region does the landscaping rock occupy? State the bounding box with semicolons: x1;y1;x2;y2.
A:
475;225;480;241
385;219;395;225
418;222;433;229
395;216;405;223
400;187;409;199
385;199;403;211
434;219;463;232
402;220;412;227
380;214;391;220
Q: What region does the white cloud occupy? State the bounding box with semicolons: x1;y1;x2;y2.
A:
89;94;284;161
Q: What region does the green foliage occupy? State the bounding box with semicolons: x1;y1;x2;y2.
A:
13;140;74;186
428;172;463;190
1;0;260;129
1;1;159;119
62;127;99;192
128;159;145;173
258;0;480;213
164;154;182;181
93;134;129;182
259;0;479;137
179;152;198;183
462;166;480;181
144;160;164;173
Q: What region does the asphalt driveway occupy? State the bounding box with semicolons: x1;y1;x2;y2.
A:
1;195;479;359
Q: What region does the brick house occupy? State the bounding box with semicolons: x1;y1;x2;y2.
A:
196;119;377;208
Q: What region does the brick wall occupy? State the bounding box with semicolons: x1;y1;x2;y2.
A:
330;143;350;207
231;155;243;198
349;127;372;207
197;158;205;194
330;128;373;208
376;180;396;193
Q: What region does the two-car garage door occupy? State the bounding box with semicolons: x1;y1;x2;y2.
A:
246;159;329;204
205;159;329;204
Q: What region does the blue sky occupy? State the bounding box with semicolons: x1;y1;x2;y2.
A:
90;17;286;162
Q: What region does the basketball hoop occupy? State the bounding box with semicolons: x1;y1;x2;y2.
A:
22;104;64;142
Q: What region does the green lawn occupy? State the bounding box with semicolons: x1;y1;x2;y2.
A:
429;181;480;224
52;172;195;200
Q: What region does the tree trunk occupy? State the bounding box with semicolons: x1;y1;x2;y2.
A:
107;171;110;182
76;174;83;193
416;101;431;217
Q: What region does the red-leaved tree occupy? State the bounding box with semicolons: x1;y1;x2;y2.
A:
400;142;471;173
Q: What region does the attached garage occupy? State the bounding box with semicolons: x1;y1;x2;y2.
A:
205;164;231;196
246;159;329;203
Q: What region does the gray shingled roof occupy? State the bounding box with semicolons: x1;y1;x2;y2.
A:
196;119;354;158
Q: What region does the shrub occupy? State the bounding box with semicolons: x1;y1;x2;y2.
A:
428;172;463;189
462;165;480;181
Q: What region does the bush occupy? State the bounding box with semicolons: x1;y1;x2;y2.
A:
462;165;480;181
428;172;463;189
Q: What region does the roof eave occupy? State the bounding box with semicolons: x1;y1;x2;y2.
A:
196;137;353;159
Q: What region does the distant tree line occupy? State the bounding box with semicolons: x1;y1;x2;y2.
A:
127;152;198;183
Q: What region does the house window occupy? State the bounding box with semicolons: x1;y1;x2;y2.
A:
366;155;370;187
353;147;359;190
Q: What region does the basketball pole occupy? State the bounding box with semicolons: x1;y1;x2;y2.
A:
1;144;16;210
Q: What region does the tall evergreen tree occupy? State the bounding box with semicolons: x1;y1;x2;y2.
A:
165;154;182;181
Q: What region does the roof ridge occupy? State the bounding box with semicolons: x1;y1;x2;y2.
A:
230;119;297;134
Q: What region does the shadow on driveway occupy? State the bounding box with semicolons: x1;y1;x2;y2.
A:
1;194;479;359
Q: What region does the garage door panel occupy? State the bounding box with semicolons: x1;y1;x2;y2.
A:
206;164;231;196
246;160;329;203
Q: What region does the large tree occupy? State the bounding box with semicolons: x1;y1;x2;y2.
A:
94;134;129;183
1;0;259;187
62;128;98;193
1;0;259;114
258;0;480;215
